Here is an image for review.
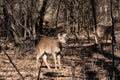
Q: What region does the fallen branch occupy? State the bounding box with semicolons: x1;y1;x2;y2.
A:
37;60;43;80
1;47;24;80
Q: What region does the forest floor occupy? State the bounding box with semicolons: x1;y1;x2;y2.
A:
0;27;120;80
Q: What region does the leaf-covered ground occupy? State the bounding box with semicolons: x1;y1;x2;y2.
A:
0;28;120;80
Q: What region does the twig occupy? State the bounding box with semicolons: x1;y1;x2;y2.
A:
1;48;24;80
110;0;116;80
37;60;43;80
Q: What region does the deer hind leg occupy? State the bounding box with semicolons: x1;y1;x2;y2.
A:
42;54;51;69
57;54;61;69
36;52;43;68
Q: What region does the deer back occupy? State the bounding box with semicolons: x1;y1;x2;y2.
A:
36;37;60;54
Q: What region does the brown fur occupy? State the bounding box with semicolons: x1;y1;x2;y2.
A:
36;33;66;69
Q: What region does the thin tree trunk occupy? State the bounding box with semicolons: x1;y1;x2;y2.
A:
77;2;80;33
90;0;104;54
55;0;62;28
110;0;116;80
38;0;48;35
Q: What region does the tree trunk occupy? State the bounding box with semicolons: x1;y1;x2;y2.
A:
37;0;48;35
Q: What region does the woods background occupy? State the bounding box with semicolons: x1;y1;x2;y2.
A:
0;0;119;42
0;0;120;80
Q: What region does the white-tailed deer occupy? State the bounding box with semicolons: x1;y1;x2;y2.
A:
94;25;112;44
36;33;67;69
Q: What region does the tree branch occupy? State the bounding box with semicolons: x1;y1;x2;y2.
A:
1;46;24;80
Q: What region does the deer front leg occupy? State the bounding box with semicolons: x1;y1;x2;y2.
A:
57;54;61;69
53;53;57;69
36;52;43;68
